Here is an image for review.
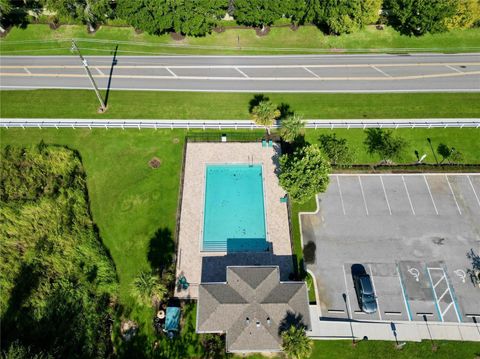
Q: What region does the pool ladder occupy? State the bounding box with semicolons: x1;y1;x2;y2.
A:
248;155;254;167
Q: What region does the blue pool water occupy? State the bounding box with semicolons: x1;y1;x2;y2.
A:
203;164;268;252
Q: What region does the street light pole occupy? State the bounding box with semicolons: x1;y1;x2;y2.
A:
71;40;106;112
426;138;439;165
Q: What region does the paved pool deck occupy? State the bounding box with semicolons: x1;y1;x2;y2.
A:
175;142;292;299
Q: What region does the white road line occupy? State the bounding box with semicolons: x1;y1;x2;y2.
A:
165;67;177;78
433;274;446;289
445;64;463;73
427;268;444;322
303;67;320;78
371;65;391;77
358;176;369;216
443;270;462;322
437;287;450;303
368;264;382;320
445;175;462;215
380;176;392;215
441;302;454;317
397;267;412;321
402;176;416;215
235;67;249;78
23;67;31;75
336;175;346;215
342;264;353;317
95;67;104;76
467;175;480;208
423;175;439;215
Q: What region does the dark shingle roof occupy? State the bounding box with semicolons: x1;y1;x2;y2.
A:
197;266;311;353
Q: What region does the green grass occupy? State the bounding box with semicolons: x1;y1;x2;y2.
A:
1;24;480;55
2;90;480;120
0;128;189;355
304;128;480;164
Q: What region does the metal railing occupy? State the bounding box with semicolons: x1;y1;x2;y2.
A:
1;118;479;129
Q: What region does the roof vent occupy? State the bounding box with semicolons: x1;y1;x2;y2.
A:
267;317;271;326
256;321;260;328
245;317;249;325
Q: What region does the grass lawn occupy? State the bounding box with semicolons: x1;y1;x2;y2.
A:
2;90;480;120
1;24;480;55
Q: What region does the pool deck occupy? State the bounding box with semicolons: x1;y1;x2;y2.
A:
175;142;292;299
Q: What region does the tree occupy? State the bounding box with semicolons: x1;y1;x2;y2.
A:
279;144;331;203
359;0;383;25
384;0;457;36
43;0;113;32
117;0;226;36
437;143;451;163
234;0;284;28
364;128;407;162
131;270;167;307
280;114;305;143
281;325;313;359
0;0;12;34
318;133;354;165
449;149;464;164
250;100;280;135
445;0;480;29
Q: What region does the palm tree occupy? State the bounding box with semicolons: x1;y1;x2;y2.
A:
0;0;12;34
281;325;313;359
250;100;280;135
280;113;305;143
131;270;167;307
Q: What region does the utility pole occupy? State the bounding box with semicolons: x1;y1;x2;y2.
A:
71;40;106;112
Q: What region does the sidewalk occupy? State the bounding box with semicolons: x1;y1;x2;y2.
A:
308;305;480;342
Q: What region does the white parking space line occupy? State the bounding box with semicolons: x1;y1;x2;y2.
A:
358;176;369;216
303;67;320;78
438;288;450;302
467;175;480;208
423;175;439;215
235;67;249;78
368;264;382;320
336;175;346;215
165;67;177;78
371;65;391;77
445;65;463;74
379;176;392;215
433;274;446;288
445;175;462;215
95;67;104;76
442;302;454;317
23;67;31;75
402;176;416;215
342;264;353;316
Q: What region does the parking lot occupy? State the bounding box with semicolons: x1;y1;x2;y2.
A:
301;174;480;323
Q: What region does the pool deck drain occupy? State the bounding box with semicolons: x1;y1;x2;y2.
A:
175;142;291;299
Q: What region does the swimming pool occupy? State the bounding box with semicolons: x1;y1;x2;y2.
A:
202;164;268;252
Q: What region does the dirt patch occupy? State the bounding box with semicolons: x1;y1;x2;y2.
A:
172;138;180;144
134;28;144;35
0;26;12;38
213;26;225;33
171;32;185;41
49;21;61;30
149;157;162;168
290;24;299;31
255;26;270;37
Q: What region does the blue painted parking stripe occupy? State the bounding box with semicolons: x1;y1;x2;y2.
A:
397;265;413;321
426;267;443;322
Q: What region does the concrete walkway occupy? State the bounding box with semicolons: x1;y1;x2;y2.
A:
308;305;480;342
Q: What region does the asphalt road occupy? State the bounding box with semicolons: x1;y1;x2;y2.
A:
1;53;479;92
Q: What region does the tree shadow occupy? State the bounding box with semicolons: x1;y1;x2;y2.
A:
148;228;175;274
277;103;294;121
466;248;480;285
278;311;307;335
248;94;270;113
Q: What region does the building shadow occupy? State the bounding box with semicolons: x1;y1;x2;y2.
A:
200;253;295;283
104;45;118;107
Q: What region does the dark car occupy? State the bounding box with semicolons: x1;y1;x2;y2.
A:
351;264;377;314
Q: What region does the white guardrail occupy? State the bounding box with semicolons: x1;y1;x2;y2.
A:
0;118;479;130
